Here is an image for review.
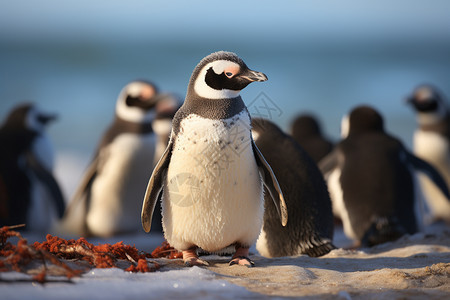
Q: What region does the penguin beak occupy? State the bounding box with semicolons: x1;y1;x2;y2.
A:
240;69;268;82
37;113;58;125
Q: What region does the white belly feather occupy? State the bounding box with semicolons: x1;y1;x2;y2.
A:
414;130;450;222
27;135;58;232
327;168;357;240
87;133;156;236
162;111;264;251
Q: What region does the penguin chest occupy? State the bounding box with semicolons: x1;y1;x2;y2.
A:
26;136;57;231
414;130;450;181
87;133;156;235
163;112;264;251
413;130;450;221
32;135;55;170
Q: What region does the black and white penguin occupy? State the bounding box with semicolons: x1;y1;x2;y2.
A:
406;84;450;224
319;105;450;247
252;118;335;257
290;114;333;163
0;103;65;230
141;51;287;267
61;80;161;237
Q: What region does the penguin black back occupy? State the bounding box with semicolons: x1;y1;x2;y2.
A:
290;114;333;163
0;104;35;225
253;118;335;257
339;127;417;239
324;106;419;245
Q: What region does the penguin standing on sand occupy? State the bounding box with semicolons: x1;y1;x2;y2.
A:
407;84;450;224
320;105;450;247
0;103;64;230
290;114;333;163
252;118;335;257
141;51;287;267
61;80;161;237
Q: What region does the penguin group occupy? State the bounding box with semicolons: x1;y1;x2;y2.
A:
2;51;450;268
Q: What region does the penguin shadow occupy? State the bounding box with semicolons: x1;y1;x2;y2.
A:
242;248;448;273
206;226;450;273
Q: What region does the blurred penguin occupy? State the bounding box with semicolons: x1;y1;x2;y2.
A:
290;114;333;163
150;93;181;233
0;103;65;231
152;93;182;166
320;105;450;247
60;80;162;237
407;84;450;224
253;118;335;257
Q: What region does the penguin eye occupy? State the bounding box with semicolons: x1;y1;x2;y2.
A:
225;72;233;78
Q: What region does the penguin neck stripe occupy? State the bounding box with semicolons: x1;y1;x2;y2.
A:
183;95;246;119
97;117;153;150
115;117;154;134
172;96;247;136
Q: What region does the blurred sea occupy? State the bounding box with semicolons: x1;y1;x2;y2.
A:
2;37;450;157
0;0;450;224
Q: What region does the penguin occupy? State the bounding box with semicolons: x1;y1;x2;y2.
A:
290;114;333;163
61;80;161;237
319;105;450;247
252;118;335;257
0;103;65;230
141;51;288;267
406;84;450;224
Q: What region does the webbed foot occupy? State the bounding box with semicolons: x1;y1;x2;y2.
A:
229;246;254;267
183;248;209;267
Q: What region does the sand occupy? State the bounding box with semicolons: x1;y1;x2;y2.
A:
1;224;449;299
207;228;450;299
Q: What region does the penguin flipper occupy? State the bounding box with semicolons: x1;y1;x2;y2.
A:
406;151;450;199
252;140;288;226
25;151;66;218
141;139;173;233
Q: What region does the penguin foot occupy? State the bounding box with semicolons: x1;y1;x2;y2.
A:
184;258;210;267
229;247;254;267
182;248;209;267
229;256;255;267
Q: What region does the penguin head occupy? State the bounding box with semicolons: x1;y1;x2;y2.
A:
155;93;182;121
152;93;182;136
406;84;447;125
342;105;384;137
2;103;57;134
116;80;160;123
189;51;268;100
291;114;322;139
